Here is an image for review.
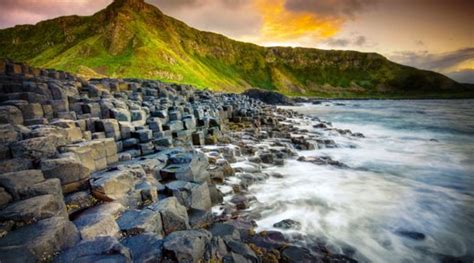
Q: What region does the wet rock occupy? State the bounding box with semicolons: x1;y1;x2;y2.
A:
54;236;131;263
163;229;212;263
225;240;258;263
0;216;80;261
395;230;426;241
188;208;213;229
209;223;241;241
122;234;164;262
297;156;348;168
281;246;319;263
273;219;301;230
208;184;224;205
148;197;190;235
117;209;164;237
230;195;249;210
243;89;292;105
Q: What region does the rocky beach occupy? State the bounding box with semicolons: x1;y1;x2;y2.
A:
0;60;364;262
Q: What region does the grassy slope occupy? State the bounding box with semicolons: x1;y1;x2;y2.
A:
0;0;472;98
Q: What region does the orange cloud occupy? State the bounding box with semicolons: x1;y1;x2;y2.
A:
253;0;344;44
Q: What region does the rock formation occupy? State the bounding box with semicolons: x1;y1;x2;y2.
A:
0;59;356;262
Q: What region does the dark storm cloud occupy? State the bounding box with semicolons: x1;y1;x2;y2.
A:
285;0;377;18
391;48;474;71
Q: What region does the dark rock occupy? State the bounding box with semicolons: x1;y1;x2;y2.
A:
273;219;301;230
243;89;292;105
209;223;241;241
163;229;212;263
0;194;67;224
281;246;320;263
117;209;164;237
225;240;258;262
54;236;131;263
0;216;80;261
148;197;190;235
297;156;348;168
395;230;426;241
122;234;164;262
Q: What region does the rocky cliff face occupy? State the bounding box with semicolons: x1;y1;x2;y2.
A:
0;0;471;98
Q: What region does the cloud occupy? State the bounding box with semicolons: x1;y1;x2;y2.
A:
0;0;111;28
390;48;474;72
150;0;200;10
322;35;368;48
389;48;474;83
446;69;474;84
285;0;377;19
250;0;345;45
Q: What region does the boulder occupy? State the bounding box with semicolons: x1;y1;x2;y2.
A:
148;197;189;235
20;103;44;120
122;234;164;263
165;181;212;210
163;229;212;263
64;191;97;216
95;119;121;140
273;219;301;230
117;209;164;237
209;223;241;241
225;240;258;263
0;169;45;200
10;134;67;159
0;216;79;260
41;153;91;193
0;105;23;124
90;168;136;201
0;187;12;208
0;158;34;174
161;151;210;183
54;236;131;263
243;89;292;105
73;209;120;241
18;178;63;200
188;209;213;229
111;108;131;122
0;194;67;224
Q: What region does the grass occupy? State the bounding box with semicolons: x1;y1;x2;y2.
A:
0;0;472;98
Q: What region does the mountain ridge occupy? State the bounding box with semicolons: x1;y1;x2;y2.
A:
0;0;472;98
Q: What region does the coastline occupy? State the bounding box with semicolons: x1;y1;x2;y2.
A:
0;61;358;262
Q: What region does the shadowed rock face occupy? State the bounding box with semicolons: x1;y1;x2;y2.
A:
243;88;293;105
0;60;358;262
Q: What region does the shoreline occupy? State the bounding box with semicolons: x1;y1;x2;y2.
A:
0;61;358;262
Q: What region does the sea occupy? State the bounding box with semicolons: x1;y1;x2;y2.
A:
248;99;474;262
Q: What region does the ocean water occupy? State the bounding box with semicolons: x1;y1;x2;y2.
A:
249;100;474;262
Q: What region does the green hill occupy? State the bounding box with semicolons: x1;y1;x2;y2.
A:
0;0;471;98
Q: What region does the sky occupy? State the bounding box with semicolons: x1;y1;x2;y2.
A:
0;0;473;83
